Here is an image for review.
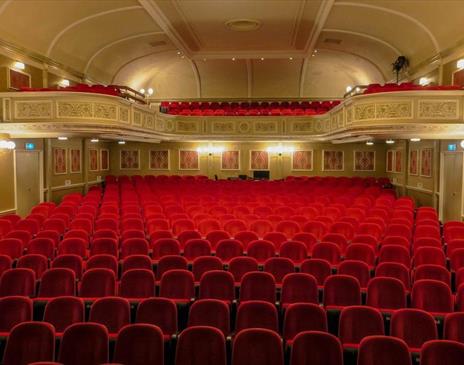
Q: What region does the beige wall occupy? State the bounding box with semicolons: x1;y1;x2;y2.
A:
109;141;387;180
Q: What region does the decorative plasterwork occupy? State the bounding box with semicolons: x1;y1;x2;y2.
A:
1;90;464;141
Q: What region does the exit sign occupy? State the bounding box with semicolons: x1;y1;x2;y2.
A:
25;142;35;150
448;144;457;151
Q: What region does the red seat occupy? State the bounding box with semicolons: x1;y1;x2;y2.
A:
136;298;178;341
113;324;164;365
234;231;259;248
263;257;294;285
0;296;32;336
120;238;149;258
420;340;464;365
120;269;155;299
176;326;226;365
151;238;181;260
215;239;243;263
312;242;341;266
90;237;118;257
199;270;235;303
300;258;331;286
444;312;464;343
411;279;453;316
232;328;283;365
338;260;370;288
79;268;116;299
43;296;84;335
323;275;361;310
0;238;23;259
247;240;275;264
121;254;152;273
184;239;211;261
17;254;48;279
159;269;194;303
366;277;406;313
239;271;276;303
89;297;130;336
86;254;118;276
279;240;307;263
192;256;223;282
290;331;342;365
339;306;385;350
0;268;36;297
281;273;318;308
357;336;411;365
187;299;230;336
236;300;278;333
51;254;83;279
58;238;87;258
3;322;55;365
390;308;437;353
38;268;76;298
228;257;259;284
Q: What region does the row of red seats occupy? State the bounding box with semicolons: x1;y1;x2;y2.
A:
19;83;121;96
363;82;463;95
3;320;463;365
2;263;464;317
160;100;341;116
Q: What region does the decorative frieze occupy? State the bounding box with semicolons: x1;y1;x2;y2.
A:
94;103;117;120
15;101;52;119
354;104;375;121
376;102;412;119
418;100;459;119
57;102;92;118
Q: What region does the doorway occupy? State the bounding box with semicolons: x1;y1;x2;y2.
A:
15;150;43;217
440;152;464;222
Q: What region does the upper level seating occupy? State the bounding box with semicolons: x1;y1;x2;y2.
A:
363;82;464;94
160;100;341;116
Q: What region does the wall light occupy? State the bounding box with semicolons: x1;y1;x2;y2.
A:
0;140;15;150
139;88;145;94
460;140;464;149
346;86;352;93
267;145;295;154
366;141;374;146
457;59;464;70
90;138;99;143
118;140;126;145
386;139;395;144
57;136;68;141
59;79;70;87
197;146;225;154
410;138;421;142
13;61;25;70
419;77;430;86
147;88;154;96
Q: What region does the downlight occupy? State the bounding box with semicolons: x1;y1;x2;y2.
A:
225;19;261;32
57;136;68;141
90;138;99;143
118;140;126;145
410;138;421;142
386;139;395;144
366;141;374;146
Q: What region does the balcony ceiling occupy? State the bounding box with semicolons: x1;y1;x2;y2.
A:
0;0;462;98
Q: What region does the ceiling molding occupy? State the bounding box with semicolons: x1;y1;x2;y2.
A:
298;58;308;97
111;49;175;84
303;0;335;56
138;0;193;57
334;2;440;53
246;59;252;98
170;0;203;50
0;0;12;16
46;6;143;57
192;50;305;60
322;28;402;55
190;60;202;98
84;31;164;75
290;0;308;48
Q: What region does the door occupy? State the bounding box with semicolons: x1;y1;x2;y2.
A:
15;150;42;217
442;152;463;222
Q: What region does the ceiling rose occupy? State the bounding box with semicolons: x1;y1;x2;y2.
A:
225;19;261;32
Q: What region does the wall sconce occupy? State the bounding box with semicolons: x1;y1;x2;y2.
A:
419;77;430;86
197;146;225;155
267;145;295;156
457;59;464;70
0;134;15;150
13;61;25;70
59;79;70;87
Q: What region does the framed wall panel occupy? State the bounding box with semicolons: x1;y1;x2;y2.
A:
53;147;67;175
249;150;270;170
100;149;109;171
291;150;313;171
420;148;433;177
179;150;199;170
221;150;240;170
149;150;170;170
322;150;344;171
69;148;81;174
386;150;395;173
353;151;375;171
120;150;140;170
409;149;419;176
89;148;99;171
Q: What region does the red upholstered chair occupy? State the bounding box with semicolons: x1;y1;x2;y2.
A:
215;239;243;263
366;277;407;313
187;299;230;336
300;258;331;287
3;322;55;365
0;296;32;336
234;231;259;248
28;238;55;259
390;308;437;353
239;271;276;303
89;297;130;337
43;296;84;335
121;254;152;273
247;240;275;264
323;275;361;310
159;269;194;303
136;298;178;341
232;328;284;365
338;260;371;288
113;324;164;365
345;243;376;267
119;269;155;299
339;306;385;350
79;268;116;299
156;255;188;278
0;268;36;297
86;254;118;276
411;279;453;316
17;254;48;279
290;331;342;365
236;300;278;333
312;242;341;266
58;323;109;365
192;256;222;282
375;262;410;290
0;238;23;259
199;270;235;303
51;254;83;279
420;340;464;365
176;326;226;365
37;268;76;298
151;238;181;260
183;239;211;261
281;273;318;308
444;312;464;343
357;336;411;365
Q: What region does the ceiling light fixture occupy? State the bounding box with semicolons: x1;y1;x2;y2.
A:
410;138;421;142
260;57;264;61
419;77;430;86
58;136;68;141
346;86;352;93
460;140;464;149
147;88;154;96
232;57;236;61
118;140;126;145
139;88;145;94
366;141;374;146
90;138;99;143
59;79;70;87
289;57;293;60
176;51;181;55
386;139;395;144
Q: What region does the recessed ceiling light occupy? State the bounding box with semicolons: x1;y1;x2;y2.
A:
118;140;126;145
386;139;395;144
139;88;145;94
289;57;293;60
58;136;68;141
314;49;318;53
147;88;154;95
260;57;264;61
225;19;261;32
366;141;374;146
232;57;236;61
181;55;185;59
90;138;99;143
176;51;181;55
410;138;421;142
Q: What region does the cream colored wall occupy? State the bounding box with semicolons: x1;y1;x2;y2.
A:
109;141;387;180
0;149;15;213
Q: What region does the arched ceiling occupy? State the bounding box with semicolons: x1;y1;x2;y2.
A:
0;0;462;98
